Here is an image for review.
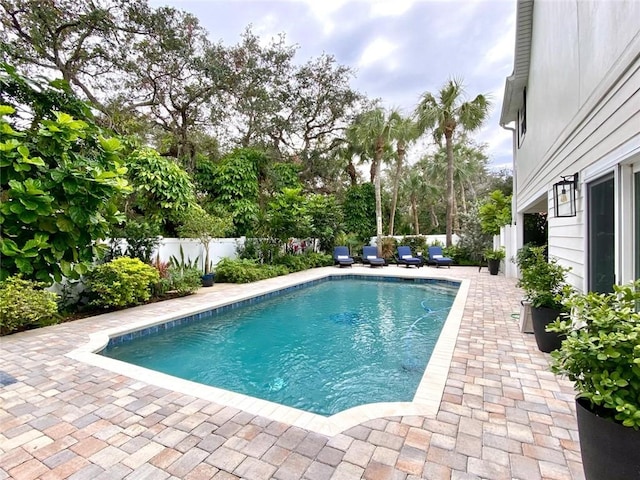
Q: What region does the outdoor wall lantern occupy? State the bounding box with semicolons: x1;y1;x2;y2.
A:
553;173;579;217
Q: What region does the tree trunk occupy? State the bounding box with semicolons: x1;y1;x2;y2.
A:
412;198;420;234
346;161;358;186
374;143;384;257
389;142;404;235
430;206;439;228
445;132;454;247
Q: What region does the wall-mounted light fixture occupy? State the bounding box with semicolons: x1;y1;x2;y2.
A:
553;173;579;217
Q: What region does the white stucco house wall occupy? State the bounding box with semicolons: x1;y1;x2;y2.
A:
500;0;640;293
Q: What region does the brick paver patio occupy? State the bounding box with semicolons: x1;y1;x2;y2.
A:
0;266;584;479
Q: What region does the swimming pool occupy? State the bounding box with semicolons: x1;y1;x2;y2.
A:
100;276;458;416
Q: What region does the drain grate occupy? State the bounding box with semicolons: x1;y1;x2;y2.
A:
0;371;18;387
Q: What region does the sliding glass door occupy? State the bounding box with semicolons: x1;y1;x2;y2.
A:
588;174;615;293
636;171;640;281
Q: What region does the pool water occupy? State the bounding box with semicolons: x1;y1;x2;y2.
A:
102;278;458;416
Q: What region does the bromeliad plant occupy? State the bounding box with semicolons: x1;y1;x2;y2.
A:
548;280;640;429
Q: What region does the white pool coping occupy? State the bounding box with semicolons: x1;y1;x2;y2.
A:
67;267;469;436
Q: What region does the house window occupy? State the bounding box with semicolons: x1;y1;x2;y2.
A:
517;88;527;148
588;174;615;293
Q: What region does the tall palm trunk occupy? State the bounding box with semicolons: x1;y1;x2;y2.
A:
445;132;454;247
374;140;384;256
411;197;420;234
389;141;405;235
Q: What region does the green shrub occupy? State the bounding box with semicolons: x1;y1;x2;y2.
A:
215;258;288;283
86;257;159;308
304;252;333;268
0;275;59;335
549;280;640;428
274;254;308;272
400;236;426;253
161;265;202;296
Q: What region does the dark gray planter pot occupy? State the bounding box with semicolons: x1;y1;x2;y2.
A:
576;397;640;480
201;273;215;287
487;259;500;275
530;306;564;352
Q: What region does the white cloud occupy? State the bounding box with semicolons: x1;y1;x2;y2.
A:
357;37;399;69
300;0;349;35
370;0;414;18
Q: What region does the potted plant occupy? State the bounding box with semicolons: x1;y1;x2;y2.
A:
516;246;571;352
548;280;640;480
484;247;505;275
178;207;233;287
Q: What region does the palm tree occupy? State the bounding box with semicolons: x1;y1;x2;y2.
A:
415;78;490;246
388;114;419;236
350;107;398;255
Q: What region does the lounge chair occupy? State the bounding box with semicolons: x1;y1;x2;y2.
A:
427;246;453;268
362;246;385;267
333;246;354;267
396;246;423;268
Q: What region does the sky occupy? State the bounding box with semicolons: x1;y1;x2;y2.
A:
149;0;517;169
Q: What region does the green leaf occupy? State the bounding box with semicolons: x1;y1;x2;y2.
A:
0;239;20;256
15;257;34;274
10;202;24;214
98;136;122;153
19;210;38;223
19;198;40;210
0;105;15;115
63;179;79;194
56;216;75;232
59;260;72;277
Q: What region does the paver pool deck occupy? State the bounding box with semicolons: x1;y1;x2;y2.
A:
0;266;584;480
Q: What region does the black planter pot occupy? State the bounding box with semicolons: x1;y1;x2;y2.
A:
201;273;215;287
576;397;640;480
530;306;564;352
487;259;500;275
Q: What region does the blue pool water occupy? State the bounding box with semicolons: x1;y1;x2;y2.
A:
102;277;458;415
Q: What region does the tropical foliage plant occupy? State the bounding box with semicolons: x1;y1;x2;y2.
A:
479;190;512;235
516;246;570;309
0;66;130;283
549;280;640;429
177;207;233;274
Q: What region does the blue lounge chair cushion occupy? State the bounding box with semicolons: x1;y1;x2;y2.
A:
428;246;453;267
333;246;354;267
362;246;385;267
396;246;422;267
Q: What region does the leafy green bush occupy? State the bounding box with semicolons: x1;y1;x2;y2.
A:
516;246;570;309
215;258;288;283
400;236;426;254
549;280;640;429
86;257;159;308
304;252;333;268
237;237;281;264
0;275;59;335
274;254;308;272
273;252;333;272
0;67;130;284
161;265;202;296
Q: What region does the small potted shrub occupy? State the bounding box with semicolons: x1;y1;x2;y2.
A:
548;280;640;480
516;246;571;352
484;247;505;275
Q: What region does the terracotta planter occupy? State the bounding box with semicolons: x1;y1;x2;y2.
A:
576;397;640;480
530;306;564;352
